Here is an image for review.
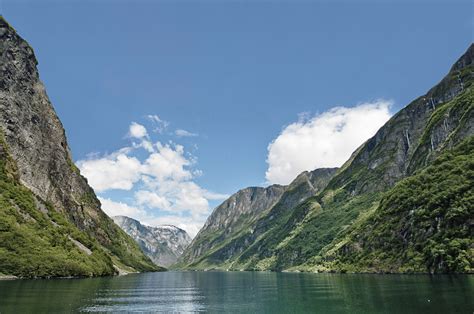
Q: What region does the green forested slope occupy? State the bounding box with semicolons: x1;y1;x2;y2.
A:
325;136;473;273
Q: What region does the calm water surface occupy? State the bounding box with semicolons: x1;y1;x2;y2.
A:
0;272;472;313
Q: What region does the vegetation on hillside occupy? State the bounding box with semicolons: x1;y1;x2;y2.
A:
178;51;473;273
325;136;473;273
0;132;159;278
0;132;115;277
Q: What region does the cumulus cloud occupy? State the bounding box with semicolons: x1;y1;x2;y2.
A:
129;122;148;139
77;153;142;192
77;119;227;237
175;129;198;137
135;190;171;210
140;177;215;215
266;100;392;185
98;197;146;218
142;143;193;182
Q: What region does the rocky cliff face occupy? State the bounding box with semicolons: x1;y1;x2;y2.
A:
177;167;337;269
327;44;473;196
178;44;473;273
0;16;158;277
113;216;191;267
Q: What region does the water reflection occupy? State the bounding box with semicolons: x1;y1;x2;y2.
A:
0;272;472;313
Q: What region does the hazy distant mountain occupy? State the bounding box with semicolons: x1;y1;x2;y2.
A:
113;216;191;267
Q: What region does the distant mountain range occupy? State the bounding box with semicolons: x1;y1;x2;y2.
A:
176;44;473;274
113;216;191;267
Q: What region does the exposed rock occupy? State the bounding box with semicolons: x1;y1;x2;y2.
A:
113;216;191;267
0;16;158;277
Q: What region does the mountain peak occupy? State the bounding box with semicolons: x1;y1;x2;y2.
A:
113;216;191;267
0;15;10;28
450;43;474;73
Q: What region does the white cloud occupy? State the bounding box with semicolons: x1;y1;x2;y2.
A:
129;122;148;139
133;139;155;153
78;119;227;236
142;143;193;182
135;190;171;211
77;153;142;192
99;197;145;218
175;129;198;137
147;114;169;134
266;100;392;185
140;177;213;215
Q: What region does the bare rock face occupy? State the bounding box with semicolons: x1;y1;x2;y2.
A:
0;16;157;274
201;185;286;234
0;16;95;234
113;216;191;267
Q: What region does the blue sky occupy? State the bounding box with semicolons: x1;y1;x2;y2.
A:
2;1;472;235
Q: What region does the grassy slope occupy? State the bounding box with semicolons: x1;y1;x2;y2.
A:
325;136;473;273
0;132;159;278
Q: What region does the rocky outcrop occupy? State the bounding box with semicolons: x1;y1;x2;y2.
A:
113;216;191;267
0;16;158;277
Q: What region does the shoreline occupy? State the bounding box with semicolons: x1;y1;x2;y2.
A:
2;270;471;281
0;274;18;280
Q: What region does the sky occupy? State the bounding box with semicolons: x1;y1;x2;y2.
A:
2;0;472;236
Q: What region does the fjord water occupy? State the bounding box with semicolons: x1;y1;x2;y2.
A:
0;272;471;313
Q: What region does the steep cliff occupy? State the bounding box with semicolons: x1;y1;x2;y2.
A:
0;16;159;278
179;44;473;273
113;216;191;267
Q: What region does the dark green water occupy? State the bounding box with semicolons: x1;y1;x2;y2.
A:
0;272;472;313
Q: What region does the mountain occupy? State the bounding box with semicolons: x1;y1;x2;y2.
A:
113;216;191;267
328;137;473;273
176;168;338;269
179;44;473;273
0;16;160;278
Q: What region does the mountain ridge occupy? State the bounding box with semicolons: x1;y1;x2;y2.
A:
176;167;338;269
177;44;473;273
